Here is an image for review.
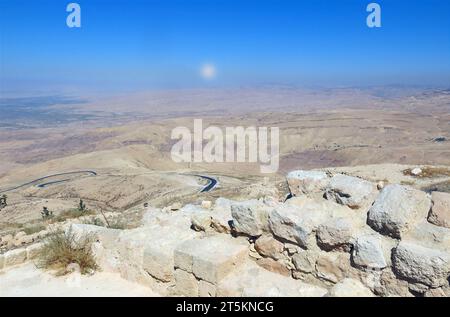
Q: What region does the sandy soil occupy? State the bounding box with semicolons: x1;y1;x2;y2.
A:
0;263;159;297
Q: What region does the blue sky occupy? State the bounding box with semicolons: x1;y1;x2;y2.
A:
1;0;450;92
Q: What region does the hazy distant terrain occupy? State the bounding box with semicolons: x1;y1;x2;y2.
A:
0;87;449;232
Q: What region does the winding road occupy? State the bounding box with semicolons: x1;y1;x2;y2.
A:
196;175;218;193
0;170;218;195
0;171;97;194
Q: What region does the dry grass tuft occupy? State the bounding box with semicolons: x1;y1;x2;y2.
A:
37;230;98;275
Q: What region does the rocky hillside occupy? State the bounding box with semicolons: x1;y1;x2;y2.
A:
1;167;449;297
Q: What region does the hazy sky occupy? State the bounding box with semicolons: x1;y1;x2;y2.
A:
1;0;450;93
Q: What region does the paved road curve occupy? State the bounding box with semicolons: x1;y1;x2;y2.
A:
0;171;97;194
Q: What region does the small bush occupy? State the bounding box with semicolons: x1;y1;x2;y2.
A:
37;230;98;275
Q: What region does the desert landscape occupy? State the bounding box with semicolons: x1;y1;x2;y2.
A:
0;87;449;297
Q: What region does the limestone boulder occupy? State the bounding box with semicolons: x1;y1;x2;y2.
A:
316;217;354;252
315;252;354;284
286;170;329;196
268;201;328;248
428;192;450;228
325;174;377;209
231;200;270;236
191;212;212;232
174;235;248;284
67;224;121;249
352;234;387;269
392;241;450;288
292;251;317;274
367;185;431;238
255;257;291;277
254;234;284;260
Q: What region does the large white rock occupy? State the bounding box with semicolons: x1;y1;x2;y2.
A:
211;202;233;234
352;235;387;269
217;260;327;297
286;170;329;196
316;217;354;252
191;212;212;232
325;174;376;209
174;235;248;284
67;224;121;249
392;241;450;288
367;185;431;238
254;234;284;260
327;278;375;297
268;202;328;248
231;200;270;236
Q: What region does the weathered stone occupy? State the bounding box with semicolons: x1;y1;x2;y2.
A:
174;269;198;296
0;254;4;270
292;251;317;274
143;227;197;282
315;252;351;284
231;200;270;236
199;280;216;297
174;235;248;284
367;185;431;238
327;278;374;297
392;241;450;288
256;257;291;277
268;202;327;248
286;170;329;196
210;206;232;234
428;192;450;228
254;235;284;260
217;260;327;297
316;218;353;252
67;224;121;249
375;268;411;297
352;235;387;269
4;248;27;267
191;212;212;232
325;174;376;209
